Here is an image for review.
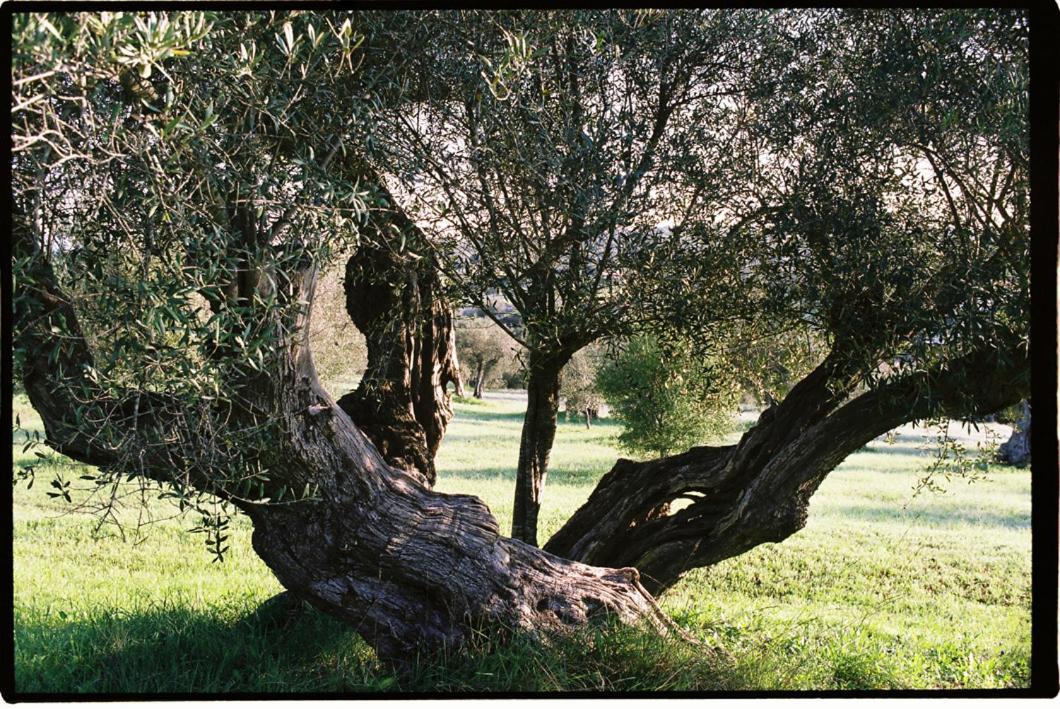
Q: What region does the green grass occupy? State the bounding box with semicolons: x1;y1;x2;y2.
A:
12;391;1031;693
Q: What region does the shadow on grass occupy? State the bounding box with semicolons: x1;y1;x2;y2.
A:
440;406;625;485
857;444;934;458
826;501;1030;530
437;466;517;483
437;460;620;487
452;403;626;433
452;407;527;425
14;601;387;694
15;600;749;694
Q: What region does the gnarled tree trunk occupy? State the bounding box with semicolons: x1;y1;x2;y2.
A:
546;347;1030;594
336;208;460;487
15;226;670;667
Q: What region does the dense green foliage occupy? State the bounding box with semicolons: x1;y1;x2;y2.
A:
612;11;1029;402
597;336;735;456
14;394;1030;691
12;12;375;548
11;8;1031;690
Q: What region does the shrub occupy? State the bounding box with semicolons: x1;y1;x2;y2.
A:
597;335;736;457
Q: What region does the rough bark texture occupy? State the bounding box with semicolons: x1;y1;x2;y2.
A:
15;195;1029;666
336;239;460;487
545;347;1030;595
997;399;1031;467
14;226;671;667
511;350;571;546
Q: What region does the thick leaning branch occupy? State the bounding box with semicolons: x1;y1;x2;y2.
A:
546;345;1029;594
544;350;853;565
13;215;314;508
15;217;175;472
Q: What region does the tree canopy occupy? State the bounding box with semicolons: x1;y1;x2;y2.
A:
363;9;778;543
12;8;1031;665
14;12;371;538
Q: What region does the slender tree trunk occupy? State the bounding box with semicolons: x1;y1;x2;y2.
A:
473;362;486;399
997;399;1031;467
453;359;467;398
584;408;592;430
512;350;570;546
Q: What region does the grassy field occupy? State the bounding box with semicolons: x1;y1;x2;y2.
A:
12;390;1031;693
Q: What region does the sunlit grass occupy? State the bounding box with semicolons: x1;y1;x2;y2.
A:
12;391;1030;692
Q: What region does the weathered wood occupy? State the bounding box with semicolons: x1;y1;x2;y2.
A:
336;237;459;487
249;359;670;662
546;346;1029;595
15;226;668;665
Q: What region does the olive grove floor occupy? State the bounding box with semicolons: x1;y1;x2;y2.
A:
12;391;1030;692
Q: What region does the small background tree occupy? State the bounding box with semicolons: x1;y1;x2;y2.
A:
560;346;606;428
455;317;521;398
597;335;737;457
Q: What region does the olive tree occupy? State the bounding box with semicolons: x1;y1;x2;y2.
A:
13;8;1030;667
559;345;606;428
12;11;671;666
547;9;1030;591
369;9;766;544
455;316;520;399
